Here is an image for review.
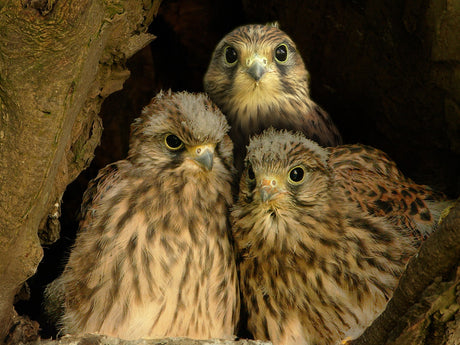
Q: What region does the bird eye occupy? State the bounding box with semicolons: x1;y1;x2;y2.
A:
247;165;256;181
275;44;288;62
165;134;184;151
288;166;305;184
224;46;238;64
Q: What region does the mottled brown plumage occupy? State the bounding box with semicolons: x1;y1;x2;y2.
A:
328;144;449;245
204;23;342;171
49;91;239;339
232;128;447;345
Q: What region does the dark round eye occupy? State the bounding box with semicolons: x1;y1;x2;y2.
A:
247;165;255;181
165;134;184;150
275;44;288;62
288;166;305;183
224;46;238;64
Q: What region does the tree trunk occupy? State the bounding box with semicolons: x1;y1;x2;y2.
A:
0;0;159;341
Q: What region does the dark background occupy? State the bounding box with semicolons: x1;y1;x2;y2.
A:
16;0;459;337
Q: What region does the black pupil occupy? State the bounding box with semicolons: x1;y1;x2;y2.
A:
247;166;255;180
290;167;304;182
275;45;288;61
225;47;238;64
166;135;182;148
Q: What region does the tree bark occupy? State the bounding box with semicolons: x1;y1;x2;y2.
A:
0;0;159;341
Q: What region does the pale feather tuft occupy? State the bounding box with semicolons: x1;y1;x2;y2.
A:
139;90;230;144
247;127;329;166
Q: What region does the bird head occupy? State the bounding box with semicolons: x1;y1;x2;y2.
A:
238;128;331;213
204;23;310;123
128;91;234;178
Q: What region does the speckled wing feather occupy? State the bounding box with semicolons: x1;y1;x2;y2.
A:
78;162;129;231
298;101;342;146
328;144;448;244
43;162;129;327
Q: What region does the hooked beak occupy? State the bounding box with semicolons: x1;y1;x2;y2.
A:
259;177;283;202
246;55;267;81
187;144;215;171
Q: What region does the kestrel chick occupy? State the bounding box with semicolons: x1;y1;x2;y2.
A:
232;128;438;345
204;23;342;171
52;91;239;339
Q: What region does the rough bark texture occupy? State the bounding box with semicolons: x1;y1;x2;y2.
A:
386;274;460;345
0;0;158;341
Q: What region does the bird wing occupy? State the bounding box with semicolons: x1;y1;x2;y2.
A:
328;144;447;244
78;161;130;232
299;102;343;147
43;162;129;327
